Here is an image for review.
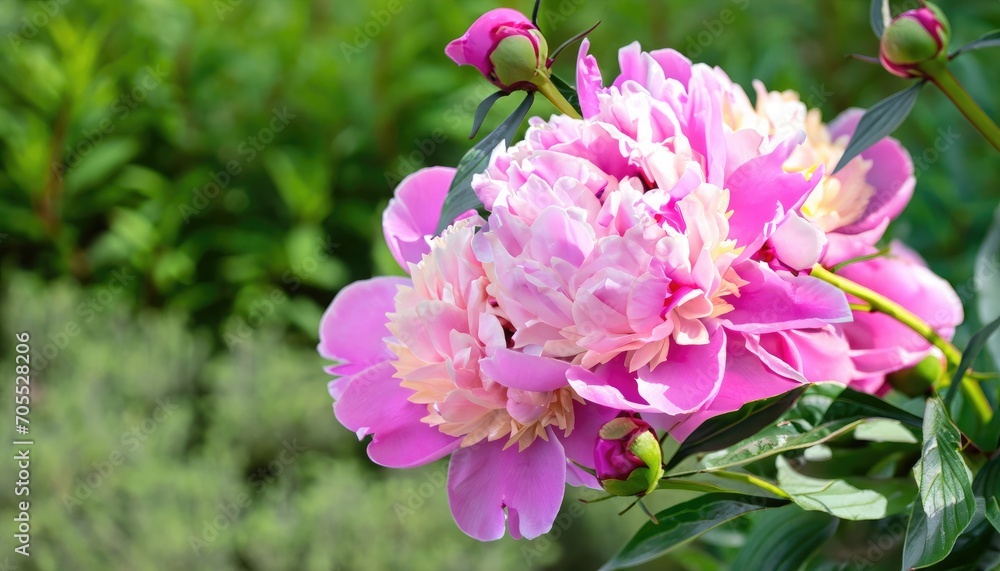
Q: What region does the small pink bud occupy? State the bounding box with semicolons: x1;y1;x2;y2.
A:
594;415;663;497
445;8;550;92
879;2;950;78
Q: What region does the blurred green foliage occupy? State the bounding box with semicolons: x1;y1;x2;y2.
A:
0;0;998;568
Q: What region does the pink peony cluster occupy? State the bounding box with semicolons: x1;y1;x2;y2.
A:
319;28;962;540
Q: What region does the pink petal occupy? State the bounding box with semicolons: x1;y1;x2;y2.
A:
669;333;802;441
559;401;620;488
635;326;725;415
576;39;604;119
334;361;461;468
768;212;827;271
567;357;660;414
827;108;915;234
318;277;409;377
383;167;455;270
720;262;851;333
479;349;572;392
726;134;820;256
749;328;855;383
448;432;566;540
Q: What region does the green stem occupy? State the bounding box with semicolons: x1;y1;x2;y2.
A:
712;470;790;499
924;63;1000;152
812;264;994;423
811;264;962;367
536;76;581;119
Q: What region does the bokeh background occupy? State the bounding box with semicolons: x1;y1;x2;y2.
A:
1;0;999;569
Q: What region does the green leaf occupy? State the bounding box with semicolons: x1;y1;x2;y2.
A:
436;91;535;234
854;419;920;444
776;456;892;520
600;494;788;570
871;0;889;37
821;386;924;428
988;499;1000;534
666;386;807;469
468;91;508;139
833;82;924;174
972;456;1000;534
902;397;976;570
952;30;1000;58
732;506;838;571
668;417;870;476
64;137;141;195
944;313;1000;406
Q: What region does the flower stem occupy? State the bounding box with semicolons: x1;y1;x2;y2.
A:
811;264;962;367
923;63;1000;152
711;470;790;499
811;264;994;422
536;77;581;119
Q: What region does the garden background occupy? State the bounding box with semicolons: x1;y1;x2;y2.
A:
1;0;999;569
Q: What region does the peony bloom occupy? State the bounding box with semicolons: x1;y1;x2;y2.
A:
320;32;960;545
323;211;618;541
473;41;853;440
445;8;550;92
731;73;961;393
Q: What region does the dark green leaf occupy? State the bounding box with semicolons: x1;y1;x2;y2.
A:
732;506;838;571
988;499;1000;535
549;73;581;116
944;313;1000;406
468;91;508;139
668;418;870;477
833;82;924;174
902;397;976;570
871;0;888;37
666;386;807;469
549;20;602;64
973;456;1000;534
436;92;535;234
822;387;924;429
600;494;788;570
952;30;1000;58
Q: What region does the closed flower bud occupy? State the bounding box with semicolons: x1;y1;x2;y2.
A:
879;1;950;78
445;8;550;92
594;416;664;497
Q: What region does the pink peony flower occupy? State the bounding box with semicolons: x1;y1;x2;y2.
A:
322;215;618;540
728;75;960;393
474;41;853;440
320;34;960;546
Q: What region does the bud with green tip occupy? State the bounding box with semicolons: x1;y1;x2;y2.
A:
879;1;950;78
445;8;550;92
594;415;664;497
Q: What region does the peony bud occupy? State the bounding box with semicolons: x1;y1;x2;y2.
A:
445;8;550;92
879;1;950;78
594;416;664;497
